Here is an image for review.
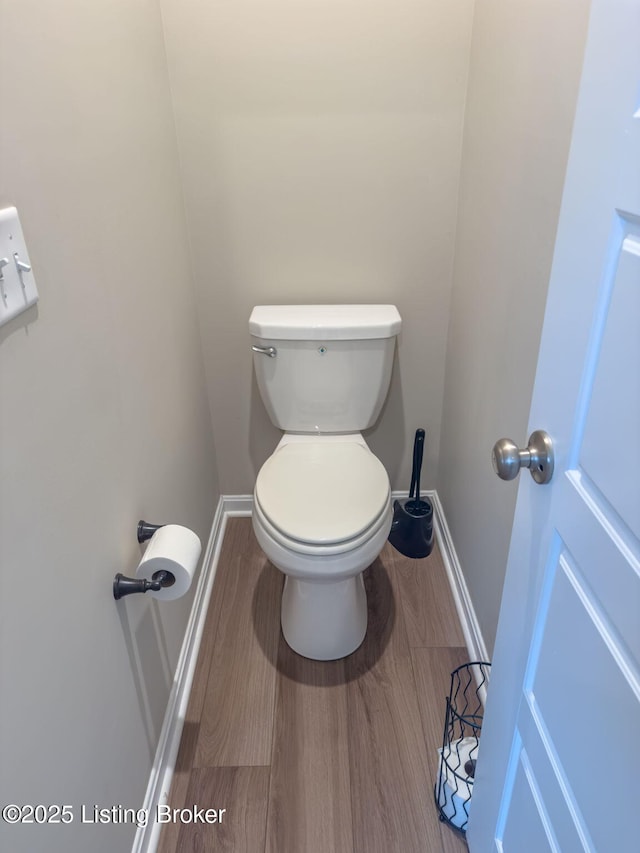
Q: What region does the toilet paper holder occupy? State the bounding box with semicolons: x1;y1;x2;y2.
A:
137;520;165;543
113;520;176;599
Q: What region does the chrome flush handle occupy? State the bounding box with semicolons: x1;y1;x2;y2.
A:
251;345;277;358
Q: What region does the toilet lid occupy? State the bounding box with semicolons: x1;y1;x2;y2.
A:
255;442;390;546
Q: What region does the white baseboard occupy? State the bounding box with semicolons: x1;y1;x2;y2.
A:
135;490;488;852
133;494;230;853
427;491;490;705
220;494;253;516
427;491;489;663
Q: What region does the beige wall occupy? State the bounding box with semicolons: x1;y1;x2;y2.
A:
438;0;591;654
0;2;218;852
160;0;475;494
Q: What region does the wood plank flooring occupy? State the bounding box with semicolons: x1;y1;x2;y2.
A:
158;517;470;853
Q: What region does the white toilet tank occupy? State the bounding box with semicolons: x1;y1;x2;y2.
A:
249;304;402;433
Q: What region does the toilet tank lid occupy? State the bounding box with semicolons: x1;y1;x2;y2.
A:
249;304;402;340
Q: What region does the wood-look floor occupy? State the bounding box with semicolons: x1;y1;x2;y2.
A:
158;517;469;853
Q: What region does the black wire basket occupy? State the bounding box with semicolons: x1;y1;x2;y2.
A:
434;660;491;835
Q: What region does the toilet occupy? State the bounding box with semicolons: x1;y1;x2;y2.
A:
249;304;402;660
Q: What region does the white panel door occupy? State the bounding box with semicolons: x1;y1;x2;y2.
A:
467;0;640;850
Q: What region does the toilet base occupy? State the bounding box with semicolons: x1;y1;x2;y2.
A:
281;573;367;660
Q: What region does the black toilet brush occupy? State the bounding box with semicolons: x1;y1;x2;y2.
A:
388;428;434;558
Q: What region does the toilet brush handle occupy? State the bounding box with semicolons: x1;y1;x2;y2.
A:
409;434;419;499
410;429;425;506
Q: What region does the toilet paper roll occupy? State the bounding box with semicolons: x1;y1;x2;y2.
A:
436;736;477;829
135;524;201;601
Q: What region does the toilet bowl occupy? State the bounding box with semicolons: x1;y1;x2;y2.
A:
252;434;393;659
249;304;401;660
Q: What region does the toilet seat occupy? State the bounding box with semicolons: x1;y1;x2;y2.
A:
253;494;390;557
254;441;390;554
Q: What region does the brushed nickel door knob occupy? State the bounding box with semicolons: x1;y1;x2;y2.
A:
491;430;554;484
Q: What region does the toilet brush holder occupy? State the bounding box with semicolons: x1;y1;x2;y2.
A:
388;428;434;558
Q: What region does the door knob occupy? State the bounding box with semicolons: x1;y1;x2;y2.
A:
491;430;554;484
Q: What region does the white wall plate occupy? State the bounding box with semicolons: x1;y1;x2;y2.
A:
0;206;39;328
